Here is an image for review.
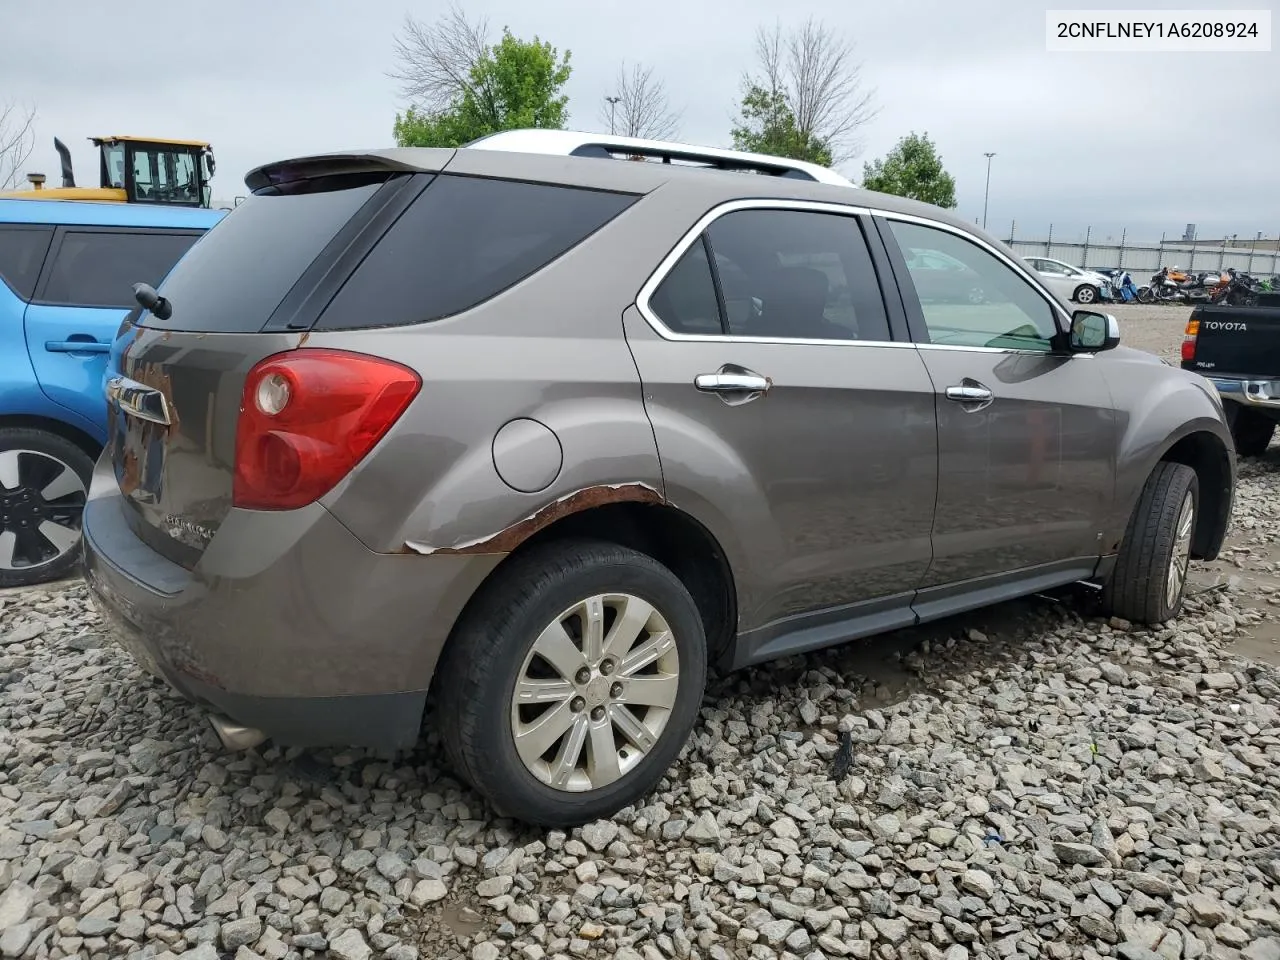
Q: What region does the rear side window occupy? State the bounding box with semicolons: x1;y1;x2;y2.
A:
40;230;201;308
648;238;723;335
0;225;54;301
144;181;383;332
316;175;637;330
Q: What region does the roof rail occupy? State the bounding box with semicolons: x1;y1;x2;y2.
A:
464;129;853;188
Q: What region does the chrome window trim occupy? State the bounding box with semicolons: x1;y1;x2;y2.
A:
634;198;1081;358
869;208;1075;332
635;198;896;349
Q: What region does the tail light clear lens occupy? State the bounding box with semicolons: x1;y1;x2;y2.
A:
233;349;421;510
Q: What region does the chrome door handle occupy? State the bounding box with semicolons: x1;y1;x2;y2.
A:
944;384;993;403
695;373;770;393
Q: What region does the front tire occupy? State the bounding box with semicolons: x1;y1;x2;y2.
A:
1074;284;1098;304
435;539;708;828
1103;462;1198;624
0;428;94;589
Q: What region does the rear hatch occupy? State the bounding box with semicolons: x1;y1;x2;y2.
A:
1183;304;1280;378
105;162;440;568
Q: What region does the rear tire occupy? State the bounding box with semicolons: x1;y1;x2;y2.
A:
1103;461;1198;624
1230;408;1276;458
435;539;708;828
0;428;94;589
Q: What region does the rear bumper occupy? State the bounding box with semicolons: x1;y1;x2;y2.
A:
1209;377;1280;413
81;454;503;750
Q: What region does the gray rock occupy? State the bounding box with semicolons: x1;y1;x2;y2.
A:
580;820;618;852
0;923;34;958
221;918;263;951
411;878;448;905
1187;893;1230;926
1053;841;1106;866
0;883;35;930
328;928;372;960
961;869;996;898
1242;940;1280;960
686;811;722;844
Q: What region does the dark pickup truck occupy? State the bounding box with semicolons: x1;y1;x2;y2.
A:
1181;295;1280;456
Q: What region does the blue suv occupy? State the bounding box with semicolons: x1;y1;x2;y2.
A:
0;198;224;587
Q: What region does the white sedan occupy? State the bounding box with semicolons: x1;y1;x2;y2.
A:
1022;256;1112;305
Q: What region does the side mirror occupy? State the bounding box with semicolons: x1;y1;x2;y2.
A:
1070;309;1120;352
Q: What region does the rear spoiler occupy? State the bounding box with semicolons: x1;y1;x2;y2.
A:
244;149;457;193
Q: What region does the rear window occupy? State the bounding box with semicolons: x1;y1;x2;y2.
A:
39;230;202;308
0;224;54;301
315;175;637;330
144;181;383;332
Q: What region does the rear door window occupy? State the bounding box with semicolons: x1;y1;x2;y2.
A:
315;175;638;330
0;224;55;301
647;238;723;336
38;229;202;308
704;208;891;341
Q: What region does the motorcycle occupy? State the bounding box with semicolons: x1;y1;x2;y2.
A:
1178;271;1222;304
1140;267;1182;303
1104;268;1139;302
1216;269;1260;306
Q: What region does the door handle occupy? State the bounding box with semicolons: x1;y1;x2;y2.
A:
944;384;992;402
695;372;770;393
944;380;994;411
46;339;110;355
694;365;771;406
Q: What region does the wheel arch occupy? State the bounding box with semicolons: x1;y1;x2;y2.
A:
442;500;739;666
0;414;103;462
1110;426;1233;564
1158;429;1233;560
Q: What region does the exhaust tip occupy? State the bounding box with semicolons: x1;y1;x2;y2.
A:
209;714;267;752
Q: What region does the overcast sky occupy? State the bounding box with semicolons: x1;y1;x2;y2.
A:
1;0;1275;242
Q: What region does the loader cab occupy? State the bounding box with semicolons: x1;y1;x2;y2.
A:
94;137;215;208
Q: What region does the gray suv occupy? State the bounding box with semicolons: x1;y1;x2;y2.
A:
82;131;1236;827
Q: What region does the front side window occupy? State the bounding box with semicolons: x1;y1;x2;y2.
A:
40;230;201;308
887;219;1059;352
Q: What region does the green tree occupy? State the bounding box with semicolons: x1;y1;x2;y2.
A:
861;132;957;208
731;86;833;166
729;19;876;166
389;7;571;148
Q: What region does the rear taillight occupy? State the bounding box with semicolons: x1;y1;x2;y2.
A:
1181;319;1199;362
233;349;421;510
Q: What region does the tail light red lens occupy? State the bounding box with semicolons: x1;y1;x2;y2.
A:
233;349;421;510
1181;319;1198;362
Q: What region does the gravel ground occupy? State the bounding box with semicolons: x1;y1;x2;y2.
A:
3;307;1280;960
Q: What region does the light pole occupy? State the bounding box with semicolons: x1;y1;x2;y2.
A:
606;96;621;135
982;152;996;230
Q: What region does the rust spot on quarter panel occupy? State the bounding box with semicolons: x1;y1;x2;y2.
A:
403;482;664;556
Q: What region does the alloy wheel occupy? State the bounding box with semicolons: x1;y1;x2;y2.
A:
1166;491;1195;610
510;593;679;792
0;449;87;572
